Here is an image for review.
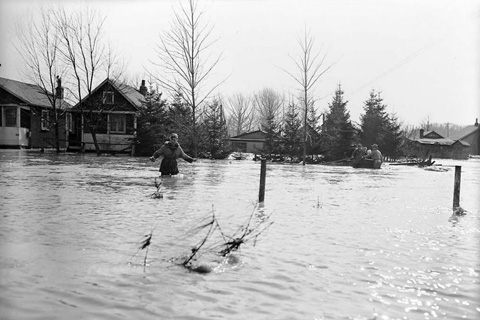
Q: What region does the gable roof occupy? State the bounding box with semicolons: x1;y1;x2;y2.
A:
449;124;479;140
111;80;145;109
230;130;267;140
0;77;53;108
423;130;444;139
73;78;145;110
416;138;456;146
454;139;471;147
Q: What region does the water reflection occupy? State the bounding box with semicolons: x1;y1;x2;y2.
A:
0;150;479;320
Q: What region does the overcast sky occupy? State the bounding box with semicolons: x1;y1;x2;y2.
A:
1;0;479;126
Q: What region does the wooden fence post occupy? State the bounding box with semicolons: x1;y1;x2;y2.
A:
259;158;266;202
453;165;461;210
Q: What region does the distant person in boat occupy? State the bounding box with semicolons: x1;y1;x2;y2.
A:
351;143;365;168
365;144;382;169
149;133;196;176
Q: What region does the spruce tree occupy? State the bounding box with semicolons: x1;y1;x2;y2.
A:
382;112;404;161
282;102;302;160
360;90;389;149
168;90;194;155
305;102;322;158
323;84;356;160
135;87;170;156
261;113;281;158
200;99;229;159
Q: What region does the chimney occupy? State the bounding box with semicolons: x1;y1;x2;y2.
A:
55;76;64;99
475;118;478;127
419;129;424;139
139;80;147;96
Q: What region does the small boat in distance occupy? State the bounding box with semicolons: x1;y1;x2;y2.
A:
226;152;255;161
320;157;379;169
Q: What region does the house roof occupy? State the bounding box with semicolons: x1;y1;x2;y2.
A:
0;77;53;108
111;80;145;109
454;139;471;147
73;78;144;110
230;130;267;140
416;138;456;146
449;124;479;140
423;131;444;139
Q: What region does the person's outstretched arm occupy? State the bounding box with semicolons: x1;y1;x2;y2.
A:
178;146;196;163
150;146;165;162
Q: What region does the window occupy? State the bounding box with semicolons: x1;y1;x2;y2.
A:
126;114;135;134
84;114;107;134
66;113;74;132
109;114;126;134
5;107;17;127
103;91;114;105
41;110;50;131
232;142;247;152
20;108;31;129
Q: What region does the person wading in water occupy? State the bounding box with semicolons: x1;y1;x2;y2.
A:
364;144;383;169
350;143;365;168
149;133;196;176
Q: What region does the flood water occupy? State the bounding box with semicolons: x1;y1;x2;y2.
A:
1;149;479;320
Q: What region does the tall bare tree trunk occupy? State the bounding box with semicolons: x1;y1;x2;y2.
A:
152;0;224;157
16;8;66;153
283;28;333;165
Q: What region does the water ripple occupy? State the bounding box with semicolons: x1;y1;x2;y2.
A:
1;152;479;319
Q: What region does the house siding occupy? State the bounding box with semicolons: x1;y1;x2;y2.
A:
29;106;68;149
230;140;265;153
1;78;69;150
229;130;267;153
68;79;142;154
407;129;471;160
412;140;470;160
460;129;479;155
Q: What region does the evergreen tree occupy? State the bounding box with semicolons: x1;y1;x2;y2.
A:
305;102;323;158
282;102;302;160
382;112;404;161
168;90;195;155
322;85;356;160
359;90;389;149
135;87;170;156
199;99;229;159
261;112;281;157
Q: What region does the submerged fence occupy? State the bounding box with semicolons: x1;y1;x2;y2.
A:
259;158;266;203
453;165;461;210
257;161;464;212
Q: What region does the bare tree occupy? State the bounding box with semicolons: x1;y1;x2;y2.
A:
16;7;67;153
253;88;284;130
54;7;121;155
152;0;223;157
284;28;333;165
419;115;432;131
226;93;255;136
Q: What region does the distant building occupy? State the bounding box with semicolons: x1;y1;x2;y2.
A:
67;78;146;155
0;77;68;149
448;118;479;156
229;130;266;153
407;127;472;160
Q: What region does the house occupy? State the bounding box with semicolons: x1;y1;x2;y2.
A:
407;128;471;159
229;130;266;153
67;78;146;155
448;119;480;156
0;77;67;149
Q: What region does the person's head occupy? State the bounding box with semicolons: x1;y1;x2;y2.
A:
371;144;378;150
357;143;363;149
169;133;179;144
